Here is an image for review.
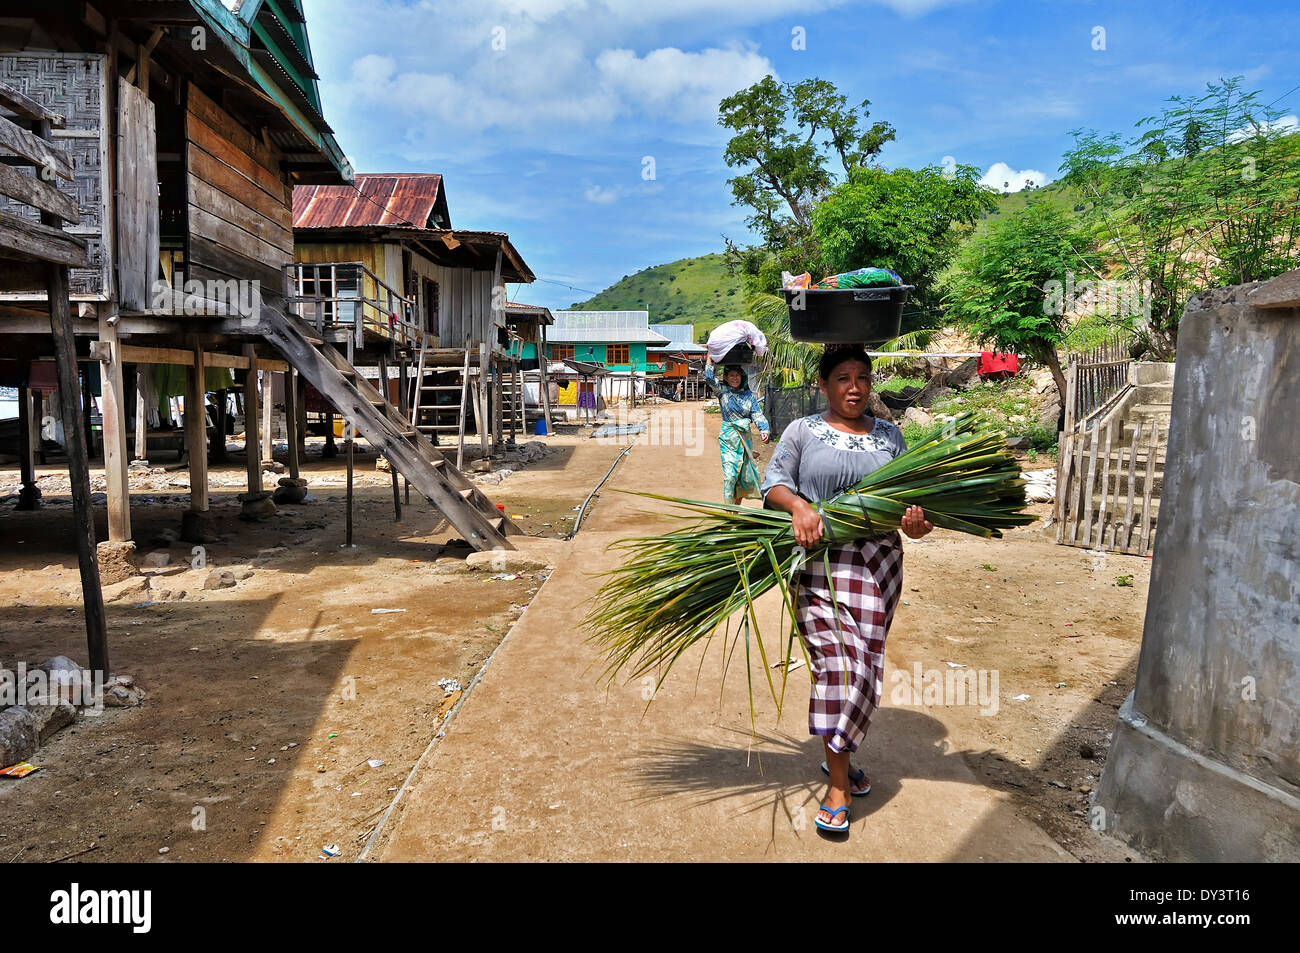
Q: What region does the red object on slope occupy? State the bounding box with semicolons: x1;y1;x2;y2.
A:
978;352;1019;379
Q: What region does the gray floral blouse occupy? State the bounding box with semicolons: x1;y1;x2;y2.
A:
761;413;907;505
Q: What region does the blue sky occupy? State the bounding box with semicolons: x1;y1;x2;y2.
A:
304;0;1299;311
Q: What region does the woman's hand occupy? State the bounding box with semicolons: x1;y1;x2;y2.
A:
900;505;934;539
758;431;770;444
791;499;824;548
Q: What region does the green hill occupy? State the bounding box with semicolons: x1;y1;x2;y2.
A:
974;180;1082;236
570;186;1084;344
569;253;739;343
566;184;1089;345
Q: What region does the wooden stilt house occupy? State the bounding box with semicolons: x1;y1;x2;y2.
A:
0;1;521;670
291;173;553;460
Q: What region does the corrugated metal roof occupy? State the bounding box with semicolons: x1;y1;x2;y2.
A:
549;327;671;343
648;342;708;354
648;323;707;352
293;174;445;229
549;310;670;344
649;323;697;344
505;301;554;325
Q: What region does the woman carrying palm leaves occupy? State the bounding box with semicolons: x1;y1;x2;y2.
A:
761;345;934;835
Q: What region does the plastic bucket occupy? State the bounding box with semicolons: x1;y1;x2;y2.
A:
782;286;912;344
716;343;754;365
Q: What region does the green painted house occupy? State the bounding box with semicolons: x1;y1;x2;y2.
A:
534;311;670;370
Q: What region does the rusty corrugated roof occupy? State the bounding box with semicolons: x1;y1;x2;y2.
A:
505;301;553;324
292;173;446;229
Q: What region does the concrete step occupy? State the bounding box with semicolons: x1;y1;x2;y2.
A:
1121;434;1170;454
1128;402;1172;418
1135;382;1173;404
1134;361;1176;385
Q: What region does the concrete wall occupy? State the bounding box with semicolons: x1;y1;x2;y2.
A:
1094;271;1300;861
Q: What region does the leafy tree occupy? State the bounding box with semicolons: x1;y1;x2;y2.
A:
1060;76;1300;358
942;200;1095;404
811;163;996;310
718;76;894;258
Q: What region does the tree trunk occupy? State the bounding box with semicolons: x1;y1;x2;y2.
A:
1034;343;1068;429
866;389;894;423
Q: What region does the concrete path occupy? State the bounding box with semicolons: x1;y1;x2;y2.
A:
379;407;1072;861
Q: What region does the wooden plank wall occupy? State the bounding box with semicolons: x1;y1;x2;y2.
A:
0;51;111;299
115;77;158;311
185;83;292;300
412;258;493;348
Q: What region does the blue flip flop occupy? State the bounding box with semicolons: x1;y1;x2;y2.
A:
821;760;872;796
814;803;850;833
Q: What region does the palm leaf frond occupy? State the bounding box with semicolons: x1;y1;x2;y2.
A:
584;413;1036;699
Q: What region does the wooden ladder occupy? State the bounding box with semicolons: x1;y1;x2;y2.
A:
411;348;479;463
498;356;526;442
258;306;519;551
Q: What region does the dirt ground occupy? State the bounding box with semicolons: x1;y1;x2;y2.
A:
0;421;625;862
1;401;1149;862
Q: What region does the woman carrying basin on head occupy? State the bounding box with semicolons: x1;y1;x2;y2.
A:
761;344;933;836
703;356;770;505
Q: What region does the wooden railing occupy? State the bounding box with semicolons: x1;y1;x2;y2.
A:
1062;335;1132;433
1055;336;1166;556
284;261;422;352
1056;403;1163;556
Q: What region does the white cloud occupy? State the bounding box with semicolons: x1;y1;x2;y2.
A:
583;185;621;204
308;0;963;143
980;162;1051;192
596;46;775;120
335;37;771;137
1226;114;1298;143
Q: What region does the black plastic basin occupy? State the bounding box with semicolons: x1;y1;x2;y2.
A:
782;285;912;344
715;343;754;365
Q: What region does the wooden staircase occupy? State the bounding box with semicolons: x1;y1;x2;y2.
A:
257;306;519;551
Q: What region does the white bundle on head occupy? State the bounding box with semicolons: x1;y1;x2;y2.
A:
706;320;768;363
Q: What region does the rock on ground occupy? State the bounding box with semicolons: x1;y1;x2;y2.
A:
0;706;39;766
203;570;237;590
464;549;553;572
238;492;277;521
902;407;934;429
29;702;76;741
96;541;137;585
273;478;309;504
102;576;149;604
102;674;145;708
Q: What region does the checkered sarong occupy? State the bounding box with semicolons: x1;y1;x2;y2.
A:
795;532;904;754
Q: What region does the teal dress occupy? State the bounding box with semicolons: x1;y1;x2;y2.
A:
704;365;770;504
